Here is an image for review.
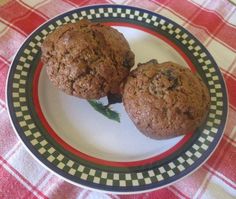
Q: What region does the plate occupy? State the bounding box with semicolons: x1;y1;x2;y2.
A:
7;5;228;193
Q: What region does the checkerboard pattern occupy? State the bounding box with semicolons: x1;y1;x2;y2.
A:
1;0;236;198
7;5;226;191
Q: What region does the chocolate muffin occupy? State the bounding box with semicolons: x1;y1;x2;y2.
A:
41;20;134;99
123;60;210;139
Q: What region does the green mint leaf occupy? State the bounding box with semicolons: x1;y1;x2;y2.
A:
88;100;120;123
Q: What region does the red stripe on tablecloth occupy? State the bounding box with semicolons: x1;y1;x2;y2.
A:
0;59;6;69
0;111;19;157
225;134;236;145
193;111;236;198
151;1;236;53
202;136;236;194
119;187;180;199
0;19;27;37
204;10;236;50
0;99;6;110
24;172;50;199
12;13;45;35
1;142;21;162
197;139;234;198
33;0;76;19
43;179;86;199
203;163;236;189
0;55;10;65
0;156;47;199
0;60;6;72
0;65;8;101
221;66;236;79
169;186;190;199
17;0;49;20
172;166;208;198
66;0;110;6
208;137;236;185
193;172;211;198
223;72;236;109
0;166;39;199
125;0;162;11
223;107;236;139
152;0;236;51
0;56;9;101
189;0;236;28
0;1;46;35
221;61;236;112
0;27;26;60
63;0;79;7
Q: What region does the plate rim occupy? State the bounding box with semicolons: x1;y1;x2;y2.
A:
6;4;228;194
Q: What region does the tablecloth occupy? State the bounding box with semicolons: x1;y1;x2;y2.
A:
0;0;236;198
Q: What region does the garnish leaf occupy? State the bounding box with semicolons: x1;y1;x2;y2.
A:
88;100;120;122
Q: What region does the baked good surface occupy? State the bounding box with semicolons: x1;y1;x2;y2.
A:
123;60;210;139
41;20;134;99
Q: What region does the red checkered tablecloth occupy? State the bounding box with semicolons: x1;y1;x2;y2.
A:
0;0;236;198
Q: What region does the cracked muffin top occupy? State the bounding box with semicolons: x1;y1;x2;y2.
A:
123;60;210;140
41;19;134;99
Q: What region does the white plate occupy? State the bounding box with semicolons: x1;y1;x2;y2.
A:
7;5;228;193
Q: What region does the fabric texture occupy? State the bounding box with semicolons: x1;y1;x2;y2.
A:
0;0;236;198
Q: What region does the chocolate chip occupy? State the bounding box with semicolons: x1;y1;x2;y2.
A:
175;107;181;114
168;78;179;90
183;109;194;120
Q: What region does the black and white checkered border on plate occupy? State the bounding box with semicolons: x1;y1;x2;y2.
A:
9;5;225;190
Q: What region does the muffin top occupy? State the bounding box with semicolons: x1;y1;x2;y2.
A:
123;60;210;139
41;20;134;99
